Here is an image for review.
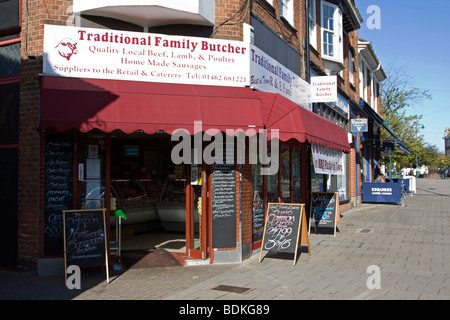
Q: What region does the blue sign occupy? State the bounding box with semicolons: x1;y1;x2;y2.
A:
362;182;402;204
350;118;368;133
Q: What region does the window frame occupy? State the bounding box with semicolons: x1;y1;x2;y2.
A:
321;1;343;63
281;0;294;27
308;0;317;49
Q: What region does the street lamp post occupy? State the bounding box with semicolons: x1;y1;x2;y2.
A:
415;124;425;178
384;115;393;179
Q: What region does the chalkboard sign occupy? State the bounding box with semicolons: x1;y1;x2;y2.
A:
309;192;341;236
211;164;236;248
259;203;310;265
63;209;109;282
252;200;265;243
44;134;73;256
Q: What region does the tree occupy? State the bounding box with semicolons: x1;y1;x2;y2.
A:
379;63;431;169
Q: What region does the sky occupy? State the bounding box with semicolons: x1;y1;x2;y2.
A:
355;0;450;153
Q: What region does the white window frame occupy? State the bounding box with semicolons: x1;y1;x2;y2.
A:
348;50;354;84
373;79;379;112
309;0;317;49
321;1;343;63
281;0;294;26
359;60;364;100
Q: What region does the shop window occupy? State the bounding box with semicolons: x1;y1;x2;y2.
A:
266;147;279;203
292;147;302;202
0;41;20;77
336;153;348;201
311;156;325;192
252;160;264;244
281;145;291;203
0;82;19;145
81;134;107;210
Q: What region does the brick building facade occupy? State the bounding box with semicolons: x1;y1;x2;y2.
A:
0;0;395;274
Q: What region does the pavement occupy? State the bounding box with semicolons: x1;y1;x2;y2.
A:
1;178;449;303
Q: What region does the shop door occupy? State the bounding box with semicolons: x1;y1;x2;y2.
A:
186;165;207;259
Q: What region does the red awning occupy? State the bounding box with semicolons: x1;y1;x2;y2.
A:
255;91;350;153
39;76;265;135
39;76;349;152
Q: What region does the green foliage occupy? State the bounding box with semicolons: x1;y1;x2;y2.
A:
379;64;436;169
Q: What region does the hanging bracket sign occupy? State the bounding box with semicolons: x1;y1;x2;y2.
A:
350;118;368;133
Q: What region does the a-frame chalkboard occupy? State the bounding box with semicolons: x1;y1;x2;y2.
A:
259;203;310;266
63;209;109;283
309;192;341;237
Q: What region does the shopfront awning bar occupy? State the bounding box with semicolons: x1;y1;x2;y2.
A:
257;91;351;153
358;100;411;155
39;76;350;153
39;76;265;135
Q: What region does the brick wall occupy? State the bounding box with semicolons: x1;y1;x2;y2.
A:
18;0;73;272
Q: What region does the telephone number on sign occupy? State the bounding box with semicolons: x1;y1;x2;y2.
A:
202;74;247;82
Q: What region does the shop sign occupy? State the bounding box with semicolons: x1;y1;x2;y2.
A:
350;118;368;133
382;141;395;156
327;93;349;118
43;25;250;87
310;76;337;103
311;143;344;175
249;44;312;111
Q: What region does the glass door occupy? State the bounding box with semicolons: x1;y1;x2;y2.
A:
186;165;207;259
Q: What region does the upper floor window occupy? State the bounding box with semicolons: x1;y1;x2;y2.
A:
321;1;343;62
309;0;317;49
281;0;294;26
348;50;354;84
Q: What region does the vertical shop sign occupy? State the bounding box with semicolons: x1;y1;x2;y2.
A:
44;134;73;256
310;76;337;103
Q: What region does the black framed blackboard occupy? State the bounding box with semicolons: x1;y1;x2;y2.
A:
259;203;310;265
44;134;73;256
63;209;108;269
211;164;236;248
261;203;301;253
252;200;265;243
309;192;340;236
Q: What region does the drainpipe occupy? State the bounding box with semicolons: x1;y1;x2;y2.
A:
306;0;311;82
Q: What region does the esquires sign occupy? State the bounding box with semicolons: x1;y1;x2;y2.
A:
309;192;341;236
259;203;310;265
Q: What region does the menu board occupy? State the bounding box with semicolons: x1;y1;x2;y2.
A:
259;203;310;265
252;201;265;243
211;164;236;248
261;203;302;254
63;209;109;283
44;134;73;256
63;209;107;268
309;192;340;236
